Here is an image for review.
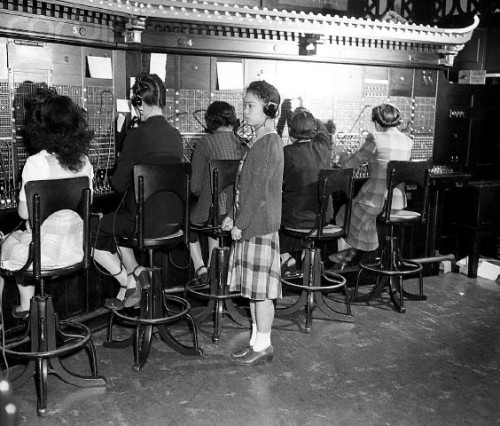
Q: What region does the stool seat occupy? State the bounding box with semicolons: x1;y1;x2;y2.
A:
284;223;343;237
388;210;421;222
120;229;184;247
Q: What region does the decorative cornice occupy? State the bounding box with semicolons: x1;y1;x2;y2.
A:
55;0;479;66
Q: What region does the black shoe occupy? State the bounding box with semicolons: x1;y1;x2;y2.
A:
232;345;274;366
231;344;253;359
12;305;29;320
281;258;297;278
195;266;209;285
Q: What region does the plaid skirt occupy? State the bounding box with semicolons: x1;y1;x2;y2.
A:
227;232;282;300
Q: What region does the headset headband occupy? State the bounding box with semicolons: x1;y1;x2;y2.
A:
372;103;402;128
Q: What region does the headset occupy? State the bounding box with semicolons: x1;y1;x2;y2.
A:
131;73;164;109
263;101;278;118
371;103;402;128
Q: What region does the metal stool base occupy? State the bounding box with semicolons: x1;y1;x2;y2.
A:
104;269;202;371
186;247;250;344
2;295;106;416
277;247;353;333
353;236;425;313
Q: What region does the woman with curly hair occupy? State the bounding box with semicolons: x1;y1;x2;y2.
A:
0;94;94;319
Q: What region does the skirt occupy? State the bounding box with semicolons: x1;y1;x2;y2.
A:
337;202;381;252
1;210;83;271
227;232;282;300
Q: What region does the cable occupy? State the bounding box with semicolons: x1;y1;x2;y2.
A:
182;135;196;163
192;109;208;133
91;190;127;278
165;111;188;122
339;105;371;144
100;90;115;185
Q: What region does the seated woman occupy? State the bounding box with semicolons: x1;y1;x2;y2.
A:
91;72;184;310
330;102;413;264
189;101;242;283
280;107;333;275
0;94;94;319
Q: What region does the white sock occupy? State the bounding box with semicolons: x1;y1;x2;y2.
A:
253;331;271;352
249;323;257;346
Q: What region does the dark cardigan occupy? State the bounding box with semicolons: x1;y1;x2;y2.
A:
233;132;284;240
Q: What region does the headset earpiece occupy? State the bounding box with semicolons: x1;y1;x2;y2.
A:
131;95;142;108
131;74;163;108
263;102;278;118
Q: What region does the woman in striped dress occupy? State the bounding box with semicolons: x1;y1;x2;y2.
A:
222;81;284;366
189;101;243;283
330;103;413;263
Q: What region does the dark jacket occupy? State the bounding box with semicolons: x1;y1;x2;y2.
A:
111;115;183;237
282;121;332;229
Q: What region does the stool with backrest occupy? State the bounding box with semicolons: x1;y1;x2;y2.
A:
0;177;106;416
352;160;432;313
186;159;250;344
103;163;202;372
277;167;355;333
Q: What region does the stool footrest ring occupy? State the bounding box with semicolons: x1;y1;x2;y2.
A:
185;279;242;300
111;294;191;325
281;273;346;292
0;321;92;358
360;259;422;277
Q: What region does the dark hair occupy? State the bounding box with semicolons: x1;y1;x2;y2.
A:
132;72;166;108
289;108;318;140
371;103;402;128
22;87;58;151
23;95;94;172
246;80;281;118
204;101;238;133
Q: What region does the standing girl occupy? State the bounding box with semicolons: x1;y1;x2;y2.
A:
222;81;284;366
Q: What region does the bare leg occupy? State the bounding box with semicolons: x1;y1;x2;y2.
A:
254;299;274;333
281;252;292;266
117;246;148;289
0;276;4;305
207;236;219;268
17;282;35;311
92;248;128;299
253;299;274;351
189;241;206;273
249;301;257;345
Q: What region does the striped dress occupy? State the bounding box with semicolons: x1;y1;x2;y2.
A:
190;130;243;225
338;131;413;251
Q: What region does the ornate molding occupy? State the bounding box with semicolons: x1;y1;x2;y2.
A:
0;0;480;66
58;0;478;66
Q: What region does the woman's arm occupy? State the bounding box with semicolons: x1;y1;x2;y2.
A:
17;200;28;220
339;133;376;168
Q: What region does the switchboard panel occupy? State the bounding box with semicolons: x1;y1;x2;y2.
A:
0;40;445;210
